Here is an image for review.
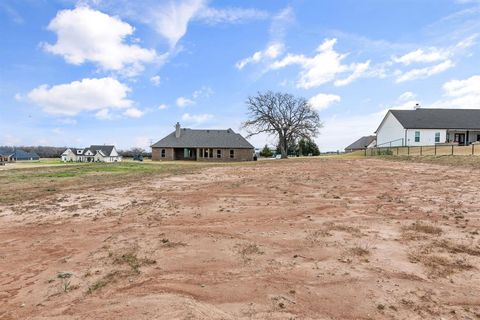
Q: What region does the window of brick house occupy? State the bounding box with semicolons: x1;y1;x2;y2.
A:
161;149;166;158
217;149;222;158
229;149;234;158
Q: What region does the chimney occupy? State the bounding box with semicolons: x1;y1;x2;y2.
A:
175;122;181;138
414;103;421;110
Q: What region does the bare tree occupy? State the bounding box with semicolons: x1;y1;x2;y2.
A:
242;91;322;158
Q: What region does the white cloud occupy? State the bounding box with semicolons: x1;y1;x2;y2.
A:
195;6;269;24
270;38;370;89
176;96;195;107
181;112;213;124
150;75;161;86
392;35;476;83
27;77;132;116
192;86;214;98
123;107;144;118
95;109;113;120
44;7;157;76
235;7;292;70
397;91;416;101
393;48;448;65
396;59;454;83
236;43;284;69
430;75;480;108
147;0;204;48
58;118;78;125
308;93;341;111
158;104;168;110
52;128;63;134
334;61;370;86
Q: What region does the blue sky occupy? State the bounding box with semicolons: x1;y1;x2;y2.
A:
1;0;480;151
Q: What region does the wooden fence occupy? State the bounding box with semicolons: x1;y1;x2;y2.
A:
366;144;480;157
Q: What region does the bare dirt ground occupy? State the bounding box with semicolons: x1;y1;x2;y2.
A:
1;158;479;319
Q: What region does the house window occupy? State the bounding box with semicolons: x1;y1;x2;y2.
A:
477;134;480;142
414;131;420;142
161;149;166;158
216;149;222;158
435;132;440;143
209;148;214;158
229;149;234;158
204;149;209;158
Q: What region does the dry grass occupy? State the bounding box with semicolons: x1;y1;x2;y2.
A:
402;221;442;240
432;239;480;256
409;253;473;278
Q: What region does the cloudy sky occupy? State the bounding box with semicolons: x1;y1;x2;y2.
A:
1;0;480;151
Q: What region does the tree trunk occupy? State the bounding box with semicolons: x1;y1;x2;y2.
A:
279;135;288;159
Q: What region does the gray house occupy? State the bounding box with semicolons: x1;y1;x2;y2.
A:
151;123;254;161
345;135;376;152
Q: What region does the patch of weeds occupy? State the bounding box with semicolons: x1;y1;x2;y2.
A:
402;221;442;240
87;271;122;294
305;229;332;245
402;222;442;235
325;222;362;236
432;239;480;256
350;246;370;256
160;238;187;248
409;252;473;278
237;243;264;263
112;251;156;274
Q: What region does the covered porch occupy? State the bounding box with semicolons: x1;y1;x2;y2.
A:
173;148;197;160
446;130;480;146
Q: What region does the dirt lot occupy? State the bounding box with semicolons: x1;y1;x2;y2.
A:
1;158;479;319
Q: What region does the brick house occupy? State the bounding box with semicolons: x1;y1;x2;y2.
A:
151;123;254;161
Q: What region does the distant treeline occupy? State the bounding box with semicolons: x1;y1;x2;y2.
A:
0;146;152;158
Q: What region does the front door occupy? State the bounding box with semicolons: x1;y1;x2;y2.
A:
454;133;466;145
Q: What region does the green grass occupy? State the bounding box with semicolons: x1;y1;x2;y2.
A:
0;161;210;204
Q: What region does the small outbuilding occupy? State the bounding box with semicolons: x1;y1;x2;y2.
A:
151;123;254;161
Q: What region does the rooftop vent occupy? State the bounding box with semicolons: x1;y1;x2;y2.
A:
414;103;421;110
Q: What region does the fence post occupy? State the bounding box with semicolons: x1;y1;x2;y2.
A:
472;144;474;156
452;145;454;155
434;144;437;156
420;146;423;156
397;147;399;155
407;146;410;155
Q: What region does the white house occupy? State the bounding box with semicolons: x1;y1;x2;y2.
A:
375;108;480;147
61;145;122;162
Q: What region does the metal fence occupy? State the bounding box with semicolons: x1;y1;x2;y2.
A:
366;144;480;156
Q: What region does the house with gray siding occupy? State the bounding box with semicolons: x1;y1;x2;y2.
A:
151;123;254;161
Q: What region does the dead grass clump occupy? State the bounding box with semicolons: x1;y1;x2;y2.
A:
432;239;480;256
325;222;362;236
160;238;187;248
237;243;264;263
305;229;332;245
409;253;473;278
402;222;442;240
350;246;370;256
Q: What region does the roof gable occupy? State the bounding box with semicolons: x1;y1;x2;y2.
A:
345;135;376;150
152;128;254;149
90;145;115;156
